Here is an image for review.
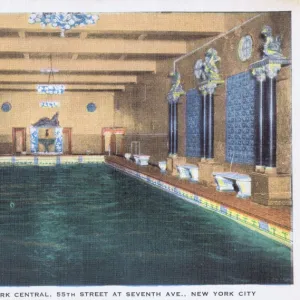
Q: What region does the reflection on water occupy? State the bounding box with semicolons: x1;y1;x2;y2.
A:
0;164;293;285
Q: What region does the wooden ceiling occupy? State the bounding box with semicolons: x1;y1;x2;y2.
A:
0;13;226;92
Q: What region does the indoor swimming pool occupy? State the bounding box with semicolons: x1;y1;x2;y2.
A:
0;164;293;285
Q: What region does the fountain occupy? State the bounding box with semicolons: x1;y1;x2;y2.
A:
38;138;56;153
30;112;63;155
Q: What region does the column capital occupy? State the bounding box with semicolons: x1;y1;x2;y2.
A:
250;57;291;80
206;82;218;95
199;80;224;95
252;67;266;82
199;85;208;96
265;63;282;79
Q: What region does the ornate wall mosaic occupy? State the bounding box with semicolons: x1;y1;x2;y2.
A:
226;71;256;164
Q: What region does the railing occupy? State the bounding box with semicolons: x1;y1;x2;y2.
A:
130;141;140;155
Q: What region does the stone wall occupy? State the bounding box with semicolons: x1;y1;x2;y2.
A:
114;60;172;162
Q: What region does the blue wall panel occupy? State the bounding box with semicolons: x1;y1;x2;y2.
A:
226;72;256;164
186;89;201;157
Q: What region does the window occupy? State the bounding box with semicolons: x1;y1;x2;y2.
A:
238;35;253;62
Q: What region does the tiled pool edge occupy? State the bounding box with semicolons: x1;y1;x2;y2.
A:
106;161;292;248
0;155;105;166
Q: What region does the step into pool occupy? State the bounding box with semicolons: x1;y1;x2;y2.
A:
0;164;292;285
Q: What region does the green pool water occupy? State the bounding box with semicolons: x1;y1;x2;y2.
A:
0;164;292;285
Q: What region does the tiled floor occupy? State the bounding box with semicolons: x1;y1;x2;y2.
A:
106;156;292;230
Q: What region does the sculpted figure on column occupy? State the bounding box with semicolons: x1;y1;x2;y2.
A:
261;25;286;59
204;48;221;81
194;59;207;81
167;71;185;103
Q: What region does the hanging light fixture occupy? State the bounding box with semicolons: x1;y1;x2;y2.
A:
37;85;65;95
28;13;99;37
37;55;65;95
40;68;59;74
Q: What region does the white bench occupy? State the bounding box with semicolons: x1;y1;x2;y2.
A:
133;155;150;166
212;172;251;198
158;161;167;172
124;153;131;160
176;164;199;182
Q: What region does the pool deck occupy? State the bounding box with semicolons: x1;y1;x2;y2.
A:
106;156;292;231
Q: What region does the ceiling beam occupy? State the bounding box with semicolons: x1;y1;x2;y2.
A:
0;74;137;84
80;32;88;39
18;30;26;38
0;59;156;73
0;37;187;55
138;34;148;40
71;32;89;60
119;54;127;60
18;30;30;59
0;13;225;34
0;84;125;91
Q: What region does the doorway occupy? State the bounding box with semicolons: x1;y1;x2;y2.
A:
12;128;26;154
63;128;72;154
111;134;125;155
102;127;125;155
102;129;113;154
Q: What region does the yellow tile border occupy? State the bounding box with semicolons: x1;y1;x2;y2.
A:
106;161;292;248
0;155;105;166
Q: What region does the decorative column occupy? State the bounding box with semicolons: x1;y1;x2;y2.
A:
265;64;280;168
207;83;217;159
168;101;173;154
250;25;290;172
199;80;223;160
194;48;223;161
193;50;225;185
252;67;266;170
54;127;63;154
173;101;179;154
199;92;204;158
167;71;185;156
199;87;208;158
30;126;39;154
